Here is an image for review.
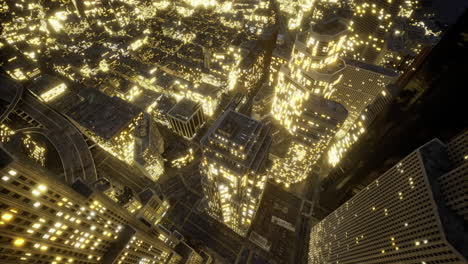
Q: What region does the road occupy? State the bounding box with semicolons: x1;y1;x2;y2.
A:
15;90;97;183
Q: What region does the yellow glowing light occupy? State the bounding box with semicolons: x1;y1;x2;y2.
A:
1;212;13;221
14;238;25;247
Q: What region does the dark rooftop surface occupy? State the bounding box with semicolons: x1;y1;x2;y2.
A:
28;75;65;97
250;182;302;264
132;89;163;111
304;96;348;123
168;98;201;121
419;140;468;260
200;109;271;173
174;242;196;262
0;147;13;169
66;88;141;140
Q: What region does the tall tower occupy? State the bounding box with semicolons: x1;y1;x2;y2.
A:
200;109;271;237
308;131;468;263
0;148;182;264
270;16;349;184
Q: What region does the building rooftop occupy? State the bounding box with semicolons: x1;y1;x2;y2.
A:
196;82;222;97
132;89;163;112
66;88;141;140
157;95;175;113
174;242;199;263
303;96;348;126
419;140;468;259
345;59;399;77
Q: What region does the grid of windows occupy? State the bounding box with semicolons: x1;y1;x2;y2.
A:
200;110;271;237
0;157;181;264
309;138;467;263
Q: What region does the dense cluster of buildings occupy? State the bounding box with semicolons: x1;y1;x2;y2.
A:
1;0;465;263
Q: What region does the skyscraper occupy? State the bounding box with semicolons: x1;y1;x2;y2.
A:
270;16;349;184
0;147;182;264
200;109;271;236
308;131;468;263
167;99;205;139
271;17;349;131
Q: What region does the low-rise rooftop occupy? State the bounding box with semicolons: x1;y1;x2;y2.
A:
67;88;141;140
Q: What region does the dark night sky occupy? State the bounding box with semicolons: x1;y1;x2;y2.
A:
432;0;468;24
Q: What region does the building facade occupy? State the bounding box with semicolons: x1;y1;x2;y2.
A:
200;109;271;236
345;0;439;72
0;148;182;264
308;132;468;263
270;97;348;184
270;16;349;184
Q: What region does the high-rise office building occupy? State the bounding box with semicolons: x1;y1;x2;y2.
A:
167;99;205;139
327;60;398;166
135;188;170;228
270;16;349;184
200;109;271;236
134;113;166;182
308;131;468;263
276;0;316;30
0;147;182;264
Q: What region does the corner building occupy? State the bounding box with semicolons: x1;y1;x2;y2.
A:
0;148;181;264
308;131;468;263
200;109;271;237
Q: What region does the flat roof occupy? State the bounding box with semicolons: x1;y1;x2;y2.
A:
195;82;221;96
29;75;64;96
345;59;398;77
67;88;141;140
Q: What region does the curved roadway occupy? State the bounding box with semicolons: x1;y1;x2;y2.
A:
16;91;97;183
